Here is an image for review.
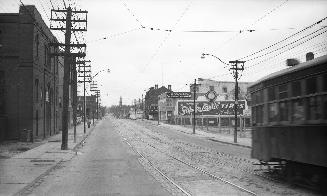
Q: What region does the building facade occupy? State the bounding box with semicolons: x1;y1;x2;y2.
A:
77;95;97;120
159;78;252;131
144;84;172;120
0;5;62;141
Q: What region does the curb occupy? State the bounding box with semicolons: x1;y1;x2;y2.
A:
72;121;99;151
208;138;251;149
13;159;64;196
12;120;101;196
160;124;252;149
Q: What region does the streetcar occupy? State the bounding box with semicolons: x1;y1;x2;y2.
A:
248;53;327;191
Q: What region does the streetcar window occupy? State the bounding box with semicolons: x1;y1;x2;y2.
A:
256;105;263;123
268;87;276;101
268;103;278;122
306;77;317;94
292;81;301;97
324;74;327;92
278;84;288;99
324;96;327;119
291;99;304;121
307;96;321;120
279;101;289;121
252;107;256;125
251;93;256;104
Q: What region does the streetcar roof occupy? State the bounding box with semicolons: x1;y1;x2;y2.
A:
250;54;327;87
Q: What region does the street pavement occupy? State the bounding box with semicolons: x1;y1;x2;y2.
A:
25;117;170;196
0;117;251;196
0;120;98;196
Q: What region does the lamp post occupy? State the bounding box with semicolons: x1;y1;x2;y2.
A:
201;53;244;143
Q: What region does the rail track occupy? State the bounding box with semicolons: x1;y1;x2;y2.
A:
121;134;257;196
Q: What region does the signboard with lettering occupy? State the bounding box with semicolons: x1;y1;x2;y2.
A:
166;92;192;98
178;101;246;116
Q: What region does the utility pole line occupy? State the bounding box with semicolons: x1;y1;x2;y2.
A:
77;62;91;134
50;7;88;150
90;81;98;124
229;60;245;143
193;79;196;134
72;57;77;143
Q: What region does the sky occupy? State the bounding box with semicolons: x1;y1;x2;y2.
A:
1;0;327;106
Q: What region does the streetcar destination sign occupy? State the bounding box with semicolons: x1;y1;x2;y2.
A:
177;101;246;116
166;92;192;98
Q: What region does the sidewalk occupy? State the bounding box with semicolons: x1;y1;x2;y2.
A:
0;120;100;196
145;120;251;148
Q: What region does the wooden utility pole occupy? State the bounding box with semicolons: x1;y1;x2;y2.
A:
229;60;245;143
77;61;91;134
50;7;87;150
61;7;72;150
72;57;77;143
193;79;196;134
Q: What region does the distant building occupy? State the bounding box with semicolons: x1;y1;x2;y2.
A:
0;5;63;141
190;78;252;101
144;84;172;120
159;78;253;131
77;95;97;119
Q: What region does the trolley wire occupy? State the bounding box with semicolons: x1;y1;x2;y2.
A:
245;26;327;62
239;16;327;61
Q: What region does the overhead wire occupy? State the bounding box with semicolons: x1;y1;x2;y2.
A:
239;16;327;61
213;0;289;52
141;0;192;72
244;26;327;62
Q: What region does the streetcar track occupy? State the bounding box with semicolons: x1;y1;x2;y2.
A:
122;137;192;196
113;118;317;195
119;126;257;195
133;136;257;196
132;121;287;185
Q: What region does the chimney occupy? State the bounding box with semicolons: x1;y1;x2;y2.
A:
155;84;158;89
168;85;171;90
306;52;314;61
286;58;300;67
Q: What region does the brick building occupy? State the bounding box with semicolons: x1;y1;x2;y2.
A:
77;95;97;119
0;5;62;141
144;84;172;120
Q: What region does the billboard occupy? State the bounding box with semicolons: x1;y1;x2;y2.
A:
178;101;245;116
166;92;192;98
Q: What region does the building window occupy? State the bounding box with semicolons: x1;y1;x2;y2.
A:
306;77;317;94
292;99;304;121
292;81;301;97
268;86;276;101
307;96;321;120
35;79;39;102
222;87;227;93
279;101;288;121
278;84;288;99
268;103;278;122
209;86;214;91
220;117;229;127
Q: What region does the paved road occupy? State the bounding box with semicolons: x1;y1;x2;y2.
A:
28;117;169;196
